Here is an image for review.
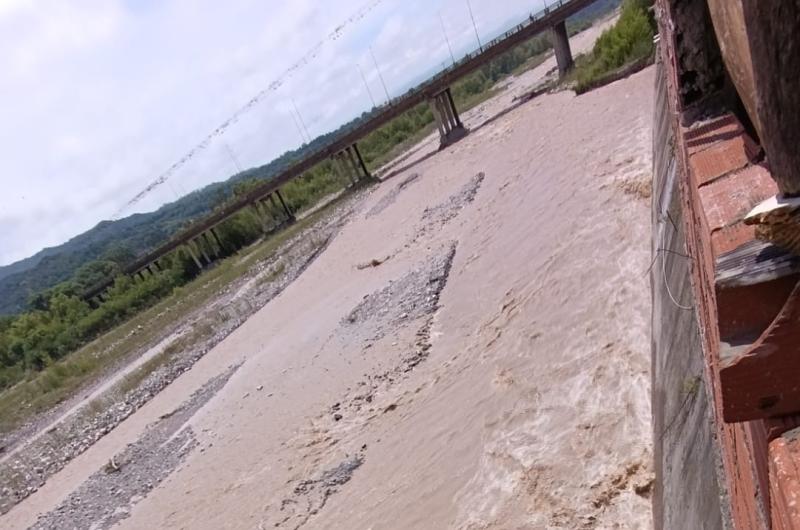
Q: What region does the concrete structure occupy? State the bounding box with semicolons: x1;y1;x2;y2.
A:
654;0;800;528
185;243;203;271
274;190;294;222
195;238;211;265
550;20;574;75
201;233;216;259
429;87;467;148
332;144;371;184
81;0;598;302
210;228;224;251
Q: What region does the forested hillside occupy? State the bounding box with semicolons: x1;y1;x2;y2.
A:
0;0;620;316
0;117;370;315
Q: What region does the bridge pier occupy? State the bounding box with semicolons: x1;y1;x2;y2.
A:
429;87;467;149
332;144;370;185
551;20;574;76
195;239;212;265
275;189;295;222
332;152;353;185
185;243;203;270
350;143;371;181
251;201;270;233
202;232;218;259
268;194;283;221
210;227;224;253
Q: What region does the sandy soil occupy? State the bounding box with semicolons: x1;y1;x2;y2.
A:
2;18;655;530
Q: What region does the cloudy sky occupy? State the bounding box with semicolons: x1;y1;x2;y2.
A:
0;0;548;266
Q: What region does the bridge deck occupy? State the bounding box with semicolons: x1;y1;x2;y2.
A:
85;0;598;299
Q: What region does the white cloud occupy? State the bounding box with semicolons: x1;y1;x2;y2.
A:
0;0;547;265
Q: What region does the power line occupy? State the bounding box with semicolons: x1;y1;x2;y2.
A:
369;46;391;104
113;0;390;219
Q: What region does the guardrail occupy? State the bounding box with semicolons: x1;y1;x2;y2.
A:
83;0;596;300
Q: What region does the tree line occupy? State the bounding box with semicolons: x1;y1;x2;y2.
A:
0;7;615;392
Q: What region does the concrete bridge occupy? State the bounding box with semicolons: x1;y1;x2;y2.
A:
84;0;600;302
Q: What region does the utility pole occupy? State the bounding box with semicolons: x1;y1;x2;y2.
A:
291;98;312;144
357;63;377;108
167;180;180;200
439;12;456;66
466;0;482;52
223;143;243;173
289;109;308;144
369;46;391;104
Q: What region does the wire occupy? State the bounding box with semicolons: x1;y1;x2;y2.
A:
642;246;691;277
113;0;387;218
662;249;694;311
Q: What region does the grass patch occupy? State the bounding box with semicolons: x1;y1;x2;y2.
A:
115;322;213;396
369;121;439;172
510;52;551;77
0;194;351;436
371;82;505;173
565;0;655;93
682;375;701;398
456;86;504;114
258;262;287;287
0;8;618;438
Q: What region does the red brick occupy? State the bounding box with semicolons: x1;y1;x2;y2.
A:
698;165;778;232
678;108;775;528
770;432;800;530
685;114;745;155
689;133;760;186
712;223;757;257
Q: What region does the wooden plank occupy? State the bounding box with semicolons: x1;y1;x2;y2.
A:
715;239;800;289
708;0;800;195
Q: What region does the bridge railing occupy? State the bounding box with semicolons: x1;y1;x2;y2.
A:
270;0;578;163
83;0;589;300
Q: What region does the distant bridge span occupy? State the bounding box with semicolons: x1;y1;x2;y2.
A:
85;0;600;301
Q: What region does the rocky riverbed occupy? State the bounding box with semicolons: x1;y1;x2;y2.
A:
3;17;655;530
0;190;367;516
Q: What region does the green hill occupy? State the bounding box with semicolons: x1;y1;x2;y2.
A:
0;0;622;315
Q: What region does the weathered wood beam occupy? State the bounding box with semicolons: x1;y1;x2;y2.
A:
707;1;800;196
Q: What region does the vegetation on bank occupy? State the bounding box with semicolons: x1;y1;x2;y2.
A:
569;0;656;93
0;202;338;434
0;3;620;405
0;23;573;395
0;2;620;318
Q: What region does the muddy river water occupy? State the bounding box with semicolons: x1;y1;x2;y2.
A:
5;18;655;530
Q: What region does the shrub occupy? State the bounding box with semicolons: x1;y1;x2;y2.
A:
573;0;656;92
